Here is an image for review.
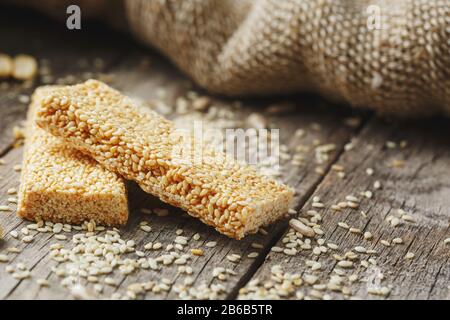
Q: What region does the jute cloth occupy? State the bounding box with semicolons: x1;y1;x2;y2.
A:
9;0;450;116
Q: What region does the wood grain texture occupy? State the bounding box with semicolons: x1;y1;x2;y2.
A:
1;6;448;300
244;118;450;300
0;73;360;300
0;6;361;299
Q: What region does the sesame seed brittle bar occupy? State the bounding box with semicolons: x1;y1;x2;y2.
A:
17;86;129;226
36;80;293;239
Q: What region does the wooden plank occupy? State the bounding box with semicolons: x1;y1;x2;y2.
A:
0;147;36;298
241;118;450;300
1;4;448;301
0;89;361;300
0;47;360;298
0;6;364;300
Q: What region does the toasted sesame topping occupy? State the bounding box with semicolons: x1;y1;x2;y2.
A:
17;87;129;226
36;80;293;239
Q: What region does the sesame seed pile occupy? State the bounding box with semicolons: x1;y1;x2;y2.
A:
36;80;294;239
17;86;128;226
0;217;251;300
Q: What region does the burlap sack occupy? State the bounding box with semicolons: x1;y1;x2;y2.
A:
8;0;450;116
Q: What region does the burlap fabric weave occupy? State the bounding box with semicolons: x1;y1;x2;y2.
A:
9;0;450;116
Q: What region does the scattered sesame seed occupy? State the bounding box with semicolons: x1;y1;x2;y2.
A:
337;260;354;268
331;164;344;172
205;241;217;248
386;141;396;149
6;247;21;253
152;242;162;250
347;202;359;209
7;188;17;195
363;232;373;240
354;246;367;253
360;260;369;268
191;249;204;256
380;240;391;247
405;252;415;260
104;277;119;286
312;202;325;208
364;191;373;199
36;279;50;287
140;225;152;232
17;263;26;271
251;242;264;249
373;181;381;189
226;254;241;263
313;227;324;235
327;243;338;250
22;235;34;243
289;219;315;237
7;197;17;204
303;274;318;285
348;274;358;282
337;202;347;209
345;195;359;203
55;234;67;241
338;222;349;229
401;214;416;223
390;217;402;227
12;270;31;280
368;286;390;297
9;230;19;239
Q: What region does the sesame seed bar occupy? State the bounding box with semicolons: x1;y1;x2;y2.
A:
36;80;293;239
17;86;129;226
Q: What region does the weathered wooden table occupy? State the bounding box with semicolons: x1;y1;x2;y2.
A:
0;7;449;300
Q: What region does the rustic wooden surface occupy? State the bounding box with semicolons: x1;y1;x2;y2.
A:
244;119;450;300
0;7;448;300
